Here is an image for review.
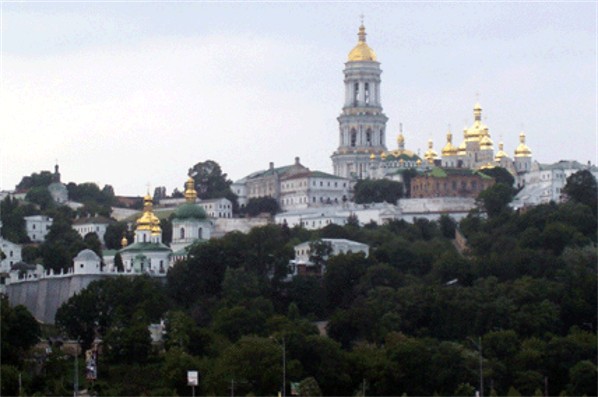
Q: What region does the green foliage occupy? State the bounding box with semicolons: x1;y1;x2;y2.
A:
16;170;54;190
104;221;134;250
242;196;280;216
21;198;598;396
353;179;404;204
479;166;515;187
0;296;41;366
55;276;169;349
1;196;37;243
478;182;514;217
562;169;597;213
39;209;85;271
189;160;238;211
26;186;54;210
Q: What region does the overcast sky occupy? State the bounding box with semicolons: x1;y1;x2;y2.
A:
1;2;596;196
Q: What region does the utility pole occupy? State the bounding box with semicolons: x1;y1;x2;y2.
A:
468;336;484;397
73;339;79;397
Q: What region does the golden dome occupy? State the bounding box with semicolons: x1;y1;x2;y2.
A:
136;192;162;233
369;152;376;160
416;159;422;167
494;142;508;161
348;24;377;62
121;235;128;248
442;131;457;156
381;152;387;160
514;131;532;157
424;139;439;163
479;134;494;150
479;162;495;170
184;176;197;203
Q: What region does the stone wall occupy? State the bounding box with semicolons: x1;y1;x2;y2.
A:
6;273;125;324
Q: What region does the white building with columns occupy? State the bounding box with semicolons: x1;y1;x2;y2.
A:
332;23;388;180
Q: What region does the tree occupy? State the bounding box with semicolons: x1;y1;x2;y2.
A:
309;240;333;275
16;170;54;190
562;169;597;213
83;232;102;257
353;179;404;204
114;252;124;271
242;197;279;217
0;297;41;366
478;183;514;217
56;276;169;349
480;166;515;187
104;221;134;250
25;186;54;210
189;160;239;211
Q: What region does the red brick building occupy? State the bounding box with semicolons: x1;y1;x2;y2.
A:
410;167;495;198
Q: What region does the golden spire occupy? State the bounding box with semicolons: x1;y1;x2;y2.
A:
184;176;197;203
136;192;161;233
424;139;439;163
121;235;128;248
494;141;508;161
514;131;532;157
348;20;377;62
442;129;457;156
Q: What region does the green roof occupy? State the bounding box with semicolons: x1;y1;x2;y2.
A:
119;242;172;254
419;167;495;180
174;203;207;220
308;171;346;180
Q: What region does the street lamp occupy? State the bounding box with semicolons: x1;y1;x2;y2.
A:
468;336;484;397
271;336;286;397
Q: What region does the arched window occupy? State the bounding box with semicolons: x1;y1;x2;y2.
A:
350;129;357;147
180;227;185;239
366;129;372;146
198;227;203;239
364;82;370;104
353;82;359;104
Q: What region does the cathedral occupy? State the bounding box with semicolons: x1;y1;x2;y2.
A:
331;23;534;183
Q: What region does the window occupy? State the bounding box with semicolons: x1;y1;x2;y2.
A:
353;82;359;103
350;129;357;147
364;82;370;104
180;227;185;239
33;224;36;230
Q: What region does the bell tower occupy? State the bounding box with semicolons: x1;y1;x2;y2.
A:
332;21;388;179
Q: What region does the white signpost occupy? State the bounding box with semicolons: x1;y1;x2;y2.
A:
188;370;199;397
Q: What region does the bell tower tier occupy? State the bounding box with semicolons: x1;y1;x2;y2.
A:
332;23;388;180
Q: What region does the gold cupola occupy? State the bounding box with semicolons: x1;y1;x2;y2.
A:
479;133;494;150
136;192;161;234
494;141;508;161
369;152;376;161
424;139;439;163
121;235;128;248
348;23;377;62
514;131;532;157
184;176;198;203
442;130;457;157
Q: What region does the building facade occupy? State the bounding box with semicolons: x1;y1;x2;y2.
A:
24;215;53;242
410;168;495;199
72;216;112;245
331;23;388;180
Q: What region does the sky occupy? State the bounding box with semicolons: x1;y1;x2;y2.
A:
1;2;596;196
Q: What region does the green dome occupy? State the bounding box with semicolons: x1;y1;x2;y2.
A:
174;203;207;220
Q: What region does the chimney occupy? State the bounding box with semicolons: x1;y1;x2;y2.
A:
295;157;300;165
269;162;274;170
